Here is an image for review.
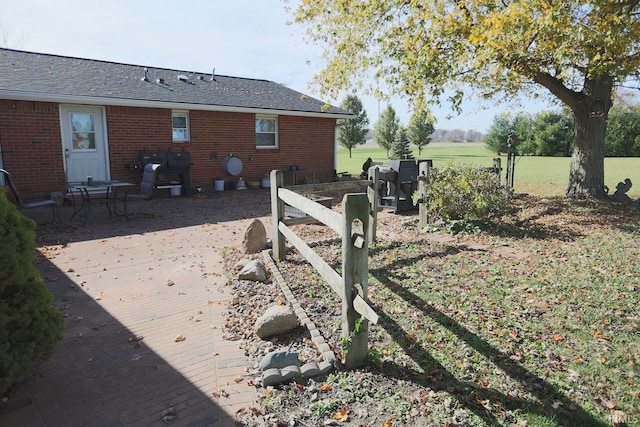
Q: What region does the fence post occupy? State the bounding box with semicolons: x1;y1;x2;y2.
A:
341;193;369;368
418;161;430;230
493;158;502;182
270;170;286;261
367;166;379;243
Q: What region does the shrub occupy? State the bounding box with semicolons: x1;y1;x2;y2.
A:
0;189;64;395
414;162;511;230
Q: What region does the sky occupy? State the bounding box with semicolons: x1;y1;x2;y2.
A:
2;0;555;132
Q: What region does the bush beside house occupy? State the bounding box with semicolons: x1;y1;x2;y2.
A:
0;189;64;395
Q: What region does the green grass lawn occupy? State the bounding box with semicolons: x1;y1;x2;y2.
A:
250;196;640;426
338;143;640;198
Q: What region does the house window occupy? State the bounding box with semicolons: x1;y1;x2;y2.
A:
172;111;190;142
256;116;278;148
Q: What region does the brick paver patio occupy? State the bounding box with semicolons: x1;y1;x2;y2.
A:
0;191;273;426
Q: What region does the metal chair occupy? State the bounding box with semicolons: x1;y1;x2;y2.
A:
0;168;60;224
113;163;160;219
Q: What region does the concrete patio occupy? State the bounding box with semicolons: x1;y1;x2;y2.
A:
0;189;274;426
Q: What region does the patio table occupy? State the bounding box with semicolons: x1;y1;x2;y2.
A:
67;180;134;222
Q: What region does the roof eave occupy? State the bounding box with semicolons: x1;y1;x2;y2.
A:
0;90;354;119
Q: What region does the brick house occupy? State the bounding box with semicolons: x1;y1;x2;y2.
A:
0;48;351;196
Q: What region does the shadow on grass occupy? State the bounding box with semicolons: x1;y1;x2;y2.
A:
486;195;639;240
368;269;608;426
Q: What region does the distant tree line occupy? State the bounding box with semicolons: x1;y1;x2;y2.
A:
430;129;484;143
485;105;640;157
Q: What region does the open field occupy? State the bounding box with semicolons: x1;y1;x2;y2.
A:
337;142;640;198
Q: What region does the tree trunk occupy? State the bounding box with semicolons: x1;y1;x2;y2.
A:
565;79;612;199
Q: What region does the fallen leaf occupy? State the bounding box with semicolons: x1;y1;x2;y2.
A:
332;407;349;422
167;279;175;286
232;376;244;383
174;334;186;342
596;396;615;409
320;384;332;392
382;415;396;427
128;335;144;343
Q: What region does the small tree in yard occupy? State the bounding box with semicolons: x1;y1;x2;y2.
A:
0;190;64;395
390;127;414;159
407;110;434;155
373;105;400;158
338;95;369;158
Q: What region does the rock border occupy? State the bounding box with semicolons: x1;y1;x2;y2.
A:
260;249;337;386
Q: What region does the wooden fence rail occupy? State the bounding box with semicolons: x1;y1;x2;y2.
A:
270;169;379;368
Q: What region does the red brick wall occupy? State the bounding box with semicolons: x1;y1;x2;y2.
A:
0;100;65;197
0;100;337;193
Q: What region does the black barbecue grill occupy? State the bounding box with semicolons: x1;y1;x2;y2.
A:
378;159;432;213
135;148;192;195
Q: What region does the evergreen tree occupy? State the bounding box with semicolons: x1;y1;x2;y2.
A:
373;105;399;158
337;95;369;158
0;191;64;395
407;110;434;155
390;128;413;159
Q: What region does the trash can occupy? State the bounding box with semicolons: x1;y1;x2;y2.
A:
214;179;225;191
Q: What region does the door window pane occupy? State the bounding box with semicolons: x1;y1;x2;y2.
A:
71;113;96;150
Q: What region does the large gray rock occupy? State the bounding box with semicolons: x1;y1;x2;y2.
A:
255;305;298;339
242;219;267;254
238;260;268;282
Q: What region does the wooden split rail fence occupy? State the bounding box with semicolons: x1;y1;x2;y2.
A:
269;168;379;368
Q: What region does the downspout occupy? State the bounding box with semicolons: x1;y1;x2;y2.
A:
0;135;4;186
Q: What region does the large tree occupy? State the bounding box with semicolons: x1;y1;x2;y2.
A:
338;95;370;158
374;105;400;157
293;1;640;198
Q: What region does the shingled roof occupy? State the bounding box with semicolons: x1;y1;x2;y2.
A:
0;48;351;119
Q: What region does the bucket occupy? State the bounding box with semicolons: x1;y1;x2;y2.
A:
261;174;271;189
214;179;225;191
170;186;181;197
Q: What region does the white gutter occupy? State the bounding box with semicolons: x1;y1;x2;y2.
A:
0;90;354;120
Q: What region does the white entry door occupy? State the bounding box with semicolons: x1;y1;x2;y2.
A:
60;105;109;182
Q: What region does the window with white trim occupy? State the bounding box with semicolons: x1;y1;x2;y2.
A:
256;115;278;148
172;111;190;142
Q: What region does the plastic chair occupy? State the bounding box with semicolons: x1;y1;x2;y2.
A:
0;168;60;224
113;163;160;219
